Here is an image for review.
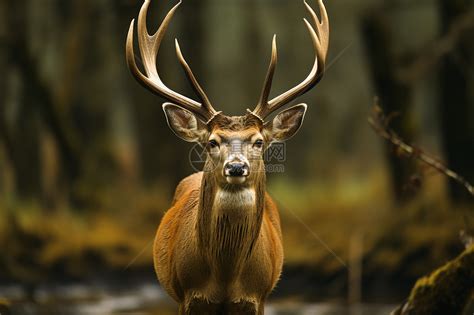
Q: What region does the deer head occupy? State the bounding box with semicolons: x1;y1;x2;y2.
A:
126;0;329;187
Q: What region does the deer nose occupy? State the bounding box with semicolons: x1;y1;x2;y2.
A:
224;162;249;177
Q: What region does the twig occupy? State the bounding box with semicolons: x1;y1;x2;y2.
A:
368;100;474;197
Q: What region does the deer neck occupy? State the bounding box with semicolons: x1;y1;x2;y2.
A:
197;170;265;271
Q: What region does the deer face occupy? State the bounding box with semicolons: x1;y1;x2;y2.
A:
163;104;307;187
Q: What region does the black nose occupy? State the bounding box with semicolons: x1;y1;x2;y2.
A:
225;162;248;177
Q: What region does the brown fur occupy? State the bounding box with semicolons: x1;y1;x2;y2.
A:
153;115;283;315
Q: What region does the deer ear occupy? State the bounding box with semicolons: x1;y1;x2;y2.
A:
163;103;208;143
264;104;307;142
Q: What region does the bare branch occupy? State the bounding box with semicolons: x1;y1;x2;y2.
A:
369;100;474;197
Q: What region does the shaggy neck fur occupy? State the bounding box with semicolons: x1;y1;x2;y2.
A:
197;161;266;279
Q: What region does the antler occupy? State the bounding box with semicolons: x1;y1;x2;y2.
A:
252;0;330;120
126;0;218;122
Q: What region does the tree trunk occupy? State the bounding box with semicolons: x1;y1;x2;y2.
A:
438;0;474;204
2;0;42;200
361;10;417;204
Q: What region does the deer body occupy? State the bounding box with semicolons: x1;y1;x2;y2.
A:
154;171;283;313
126;0;329;313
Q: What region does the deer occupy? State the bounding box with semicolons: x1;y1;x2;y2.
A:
126;0;329;313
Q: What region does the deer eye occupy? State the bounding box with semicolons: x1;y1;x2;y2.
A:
208;139;219;148
253;139;264;149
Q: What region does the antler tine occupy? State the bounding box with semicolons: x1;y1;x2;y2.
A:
175;39;218;120
304;0;329;66
126;0;216;122
252;0;330;120
253;35;278;119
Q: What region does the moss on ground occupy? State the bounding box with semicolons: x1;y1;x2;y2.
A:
393;245;474;315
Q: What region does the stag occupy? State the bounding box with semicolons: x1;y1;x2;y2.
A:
126;0;329;313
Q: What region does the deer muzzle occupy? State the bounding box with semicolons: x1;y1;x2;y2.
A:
224;145;250;184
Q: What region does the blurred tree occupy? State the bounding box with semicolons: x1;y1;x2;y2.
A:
63;0;118;208
361;8;418;204
35;0;86;206
0;0;130;209
0;1;10;182
438;0;474;204
1;0;42;200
